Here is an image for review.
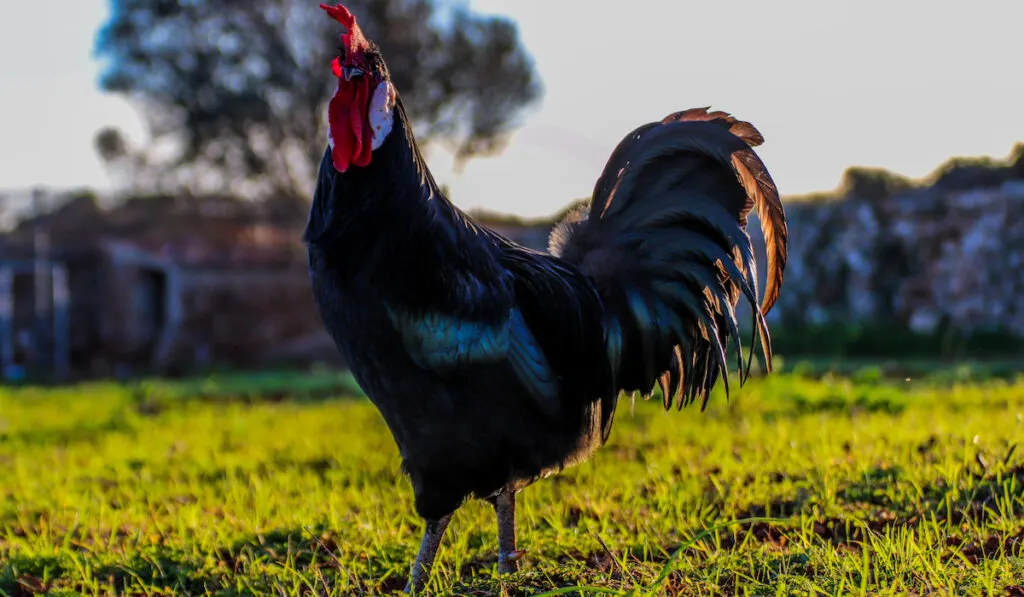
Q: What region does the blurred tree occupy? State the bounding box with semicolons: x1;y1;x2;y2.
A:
929;150;1024;190
94;127;128;163
94;0;542;200
838;167;915;201
1010;143;1024;168
93;126;151;193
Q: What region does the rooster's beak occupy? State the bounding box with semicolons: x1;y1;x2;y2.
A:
342;66;364;81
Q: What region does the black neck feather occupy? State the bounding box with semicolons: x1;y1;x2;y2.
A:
302;94;503;310
303;97;444;247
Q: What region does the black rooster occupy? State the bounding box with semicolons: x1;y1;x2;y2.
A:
304;4;788;592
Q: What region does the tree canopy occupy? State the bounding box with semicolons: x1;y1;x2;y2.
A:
95;0;542;200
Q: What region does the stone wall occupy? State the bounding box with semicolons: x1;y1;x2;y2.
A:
746;180;1024;336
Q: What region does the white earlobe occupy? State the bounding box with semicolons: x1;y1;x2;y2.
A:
369;81;396;150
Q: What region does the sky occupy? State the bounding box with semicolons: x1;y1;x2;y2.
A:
2;1;1022;219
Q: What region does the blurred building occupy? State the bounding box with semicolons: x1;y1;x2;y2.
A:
0;239;179;380
0;191;338;381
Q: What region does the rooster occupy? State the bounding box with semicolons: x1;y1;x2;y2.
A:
304;4;788;592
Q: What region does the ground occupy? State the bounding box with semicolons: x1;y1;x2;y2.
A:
1;362;1023;596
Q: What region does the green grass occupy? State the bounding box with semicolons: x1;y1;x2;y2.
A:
2;367;1023;596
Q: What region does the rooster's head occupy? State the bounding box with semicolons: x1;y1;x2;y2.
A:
320;3;396;173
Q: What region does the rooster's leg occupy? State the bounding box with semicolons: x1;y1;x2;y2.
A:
494;489;525;574
405;513;452;594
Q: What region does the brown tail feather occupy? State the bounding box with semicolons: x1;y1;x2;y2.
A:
667;108;788;315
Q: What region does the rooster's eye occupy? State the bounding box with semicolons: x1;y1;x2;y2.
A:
341;66;364;81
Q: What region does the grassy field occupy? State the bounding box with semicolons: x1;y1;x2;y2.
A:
2;364;1023;596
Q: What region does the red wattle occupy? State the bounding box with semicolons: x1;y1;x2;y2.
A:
327;78;374;172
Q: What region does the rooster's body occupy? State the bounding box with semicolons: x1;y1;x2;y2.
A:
307;115;613;519
305;4;787;592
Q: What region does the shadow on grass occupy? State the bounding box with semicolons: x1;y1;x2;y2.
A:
0;551;217;597
5;507;1023;597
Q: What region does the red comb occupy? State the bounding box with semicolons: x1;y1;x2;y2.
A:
320;3;370;59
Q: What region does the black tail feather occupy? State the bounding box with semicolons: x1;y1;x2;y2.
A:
550;107;787;412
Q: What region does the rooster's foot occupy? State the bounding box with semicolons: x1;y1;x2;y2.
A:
498;549;526;574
